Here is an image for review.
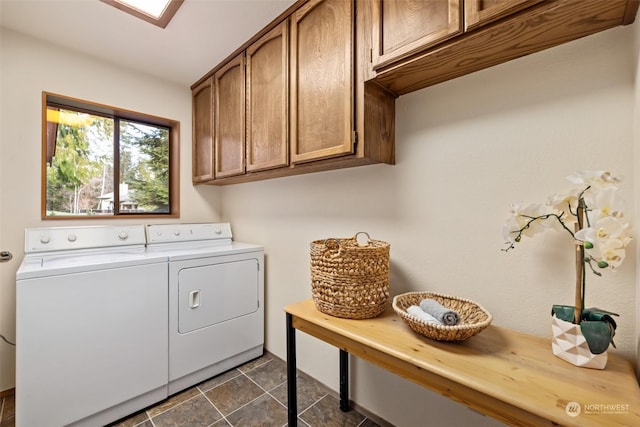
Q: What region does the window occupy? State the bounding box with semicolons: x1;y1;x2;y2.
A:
100;0;184;28
43;92;179;219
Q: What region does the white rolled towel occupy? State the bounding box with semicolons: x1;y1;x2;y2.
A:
407;305;442;325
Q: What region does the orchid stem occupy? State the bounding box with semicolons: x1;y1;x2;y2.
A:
574;202;585;324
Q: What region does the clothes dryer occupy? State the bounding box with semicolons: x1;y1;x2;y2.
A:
145;223;264;394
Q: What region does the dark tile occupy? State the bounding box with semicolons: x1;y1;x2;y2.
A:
204;374;264;416
108;409;149;427
0;394;14;427
271;371;330;413
226;394;288;427
212;419;232;426
109;419;153;427
245;358;288;391
237;352;274;373
300;395;365;427
152;394;221;427
147;386;201;418
198;368;242;393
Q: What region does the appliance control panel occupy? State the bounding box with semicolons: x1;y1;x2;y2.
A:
146;223;232;244
24;225;147;253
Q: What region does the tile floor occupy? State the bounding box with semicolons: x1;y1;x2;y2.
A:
0;352;383;427
0;391;13;427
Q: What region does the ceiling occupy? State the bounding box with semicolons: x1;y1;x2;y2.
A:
0;0;297;87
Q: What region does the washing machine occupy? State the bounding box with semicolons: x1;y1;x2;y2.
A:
145;223;264;394
16;225;169;427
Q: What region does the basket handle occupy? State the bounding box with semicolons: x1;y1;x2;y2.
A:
323;238;341;257
322;232;371;257
354;231;371;247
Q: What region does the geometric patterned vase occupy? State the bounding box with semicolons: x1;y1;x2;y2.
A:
551;315;608;370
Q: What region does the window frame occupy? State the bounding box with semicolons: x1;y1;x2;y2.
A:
42;92;180;220
99;0;184;29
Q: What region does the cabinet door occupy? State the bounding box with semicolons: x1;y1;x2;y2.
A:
290;0;354;164
214;54;245;178
192;78;214;183
246;20;289;172
371;0;462;71
465;0;542;31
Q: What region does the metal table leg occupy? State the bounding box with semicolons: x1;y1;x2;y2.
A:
286;313;297;427
340;349;350;412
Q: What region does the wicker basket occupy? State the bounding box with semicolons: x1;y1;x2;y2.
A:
392;291;492;341
311;232;390;319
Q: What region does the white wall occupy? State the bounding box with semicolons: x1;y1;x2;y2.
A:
222;25;638;426
634;9;640;379
0;28;223;392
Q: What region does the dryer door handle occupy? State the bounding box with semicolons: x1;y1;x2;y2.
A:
189;290;201;309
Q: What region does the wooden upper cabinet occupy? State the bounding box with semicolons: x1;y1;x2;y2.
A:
374;0;638;95
214;54;245;178
371;0;462;71
290;0;355;164
246;20;289;173
191;0;636;185
192;77;214;183
465;0;543;31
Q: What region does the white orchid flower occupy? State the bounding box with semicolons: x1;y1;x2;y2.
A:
575;226;596;246
586;186;625;223
504;171;631;273
547;188;581;220
503;202;556;244
601;238;627;268
566;170;621;188
575;216;631;269
594;216;631;242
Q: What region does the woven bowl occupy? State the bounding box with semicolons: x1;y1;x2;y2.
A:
392;291;493;341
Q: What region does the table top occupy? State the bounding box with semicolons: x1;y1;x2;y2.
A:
285;299;640;427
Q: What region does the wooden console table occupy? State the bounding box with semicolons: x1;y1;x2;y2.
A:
285;299;640;426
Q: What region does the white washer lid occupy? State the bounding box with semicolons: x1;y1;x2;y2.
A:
16;248;167;280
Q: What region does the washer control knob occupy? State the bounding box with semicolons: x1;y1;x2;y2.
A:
67;234;77;242
117;231;129;240
40;235;51;244
213;225;222;235
174;231;181;236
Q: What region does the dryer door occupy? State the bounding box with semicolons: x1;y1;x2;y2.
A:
178;258;259;333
